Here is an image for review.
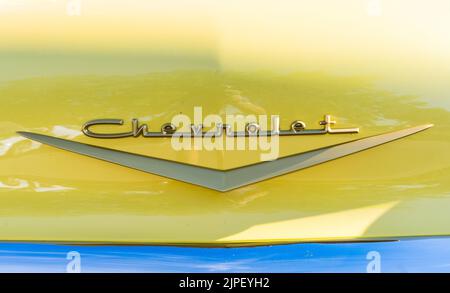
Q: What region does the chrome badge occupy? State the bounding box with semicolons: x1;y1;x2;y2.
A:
81;114;360;139
18;124;433;192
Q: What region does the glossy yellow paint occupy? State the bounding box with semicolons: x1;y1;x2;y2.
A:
0;1;449;246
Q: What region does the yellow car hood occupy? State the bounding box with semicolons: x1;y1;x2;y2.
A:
0;1;449;246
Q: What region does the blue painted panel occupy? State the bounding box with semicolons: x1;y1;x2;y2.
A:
0;238;449;273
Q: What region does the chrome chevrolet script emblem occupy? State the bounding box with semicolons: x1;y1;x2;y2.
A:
82;114;359;138
18;124;433;192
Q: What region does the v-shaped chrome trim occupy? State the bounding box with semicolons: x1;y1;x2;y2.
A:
18;124;432;192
